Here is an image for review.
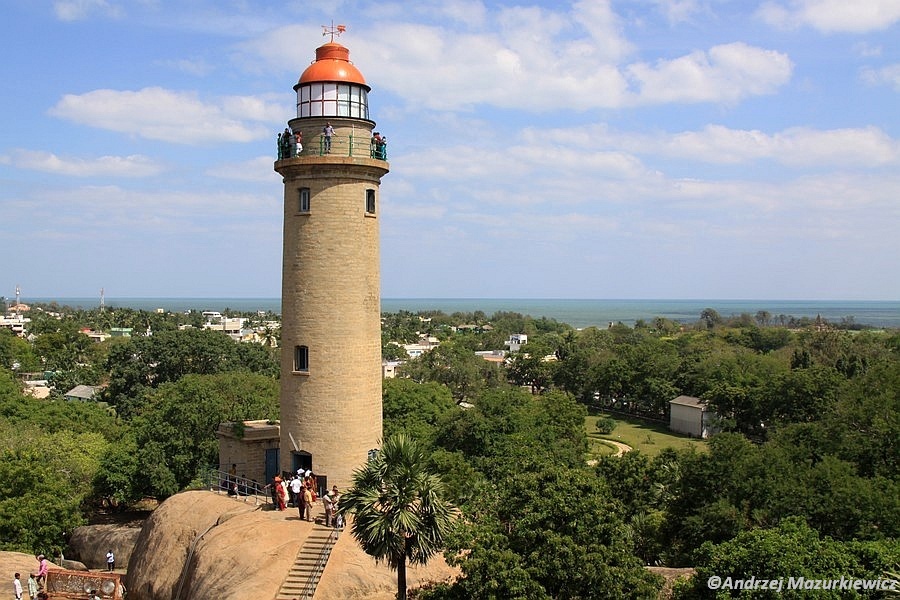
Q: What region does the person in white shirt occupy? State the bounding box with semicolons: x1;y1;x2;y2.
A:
13;572;23;600
290;476;303;508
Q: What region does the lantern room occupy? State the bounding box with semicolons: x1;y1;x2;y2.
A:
294;41;371;120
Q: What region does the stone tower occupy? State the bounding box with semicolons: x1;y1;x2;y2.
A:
274;36;388;491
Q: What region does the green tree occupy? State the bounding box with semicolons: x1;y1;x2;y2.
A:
109;372;279;500
0;328;40;372
429;466;662;599
699;308;722;330
0;422;108;554
400;339;503;402
505;335;560;394
383;378;456;444
339;434;455;600
674;517;899;599
104;328;277;417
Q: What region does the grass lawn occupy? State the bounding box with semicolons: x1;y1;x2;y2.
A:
585;411;707;459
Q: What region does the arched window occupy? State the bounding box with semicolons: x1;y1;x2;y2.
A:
294;345;309;372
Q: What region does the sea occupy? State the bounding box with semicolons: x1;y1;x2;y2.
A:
22;298;900;329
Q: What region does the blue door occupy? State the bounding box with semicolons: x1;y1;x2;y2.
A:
265;448;279;484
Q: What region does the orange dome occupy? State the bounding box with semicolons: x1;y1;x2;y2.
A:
297;42;368;88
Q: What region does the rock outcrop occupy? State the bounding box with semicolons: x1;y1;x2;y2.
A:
68;523;142;571
124;490;458;600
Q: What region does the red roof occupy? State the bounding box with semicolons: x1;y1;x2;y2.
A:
298;42;368;87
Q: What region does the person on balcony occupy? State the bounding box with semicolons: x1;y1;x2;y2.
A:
323;122;334;153
372;132;386;159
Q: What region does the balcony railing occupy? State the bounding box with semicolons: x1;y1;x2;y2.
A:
277;132;387;160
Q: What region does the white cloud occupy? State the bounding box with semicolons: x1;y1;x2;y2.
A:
9;184;275;238
156;58;214;77
205;156;284;182
626;42;793;104
48;88;284;144
853;42;883;57
611;124;900;166
53;0;122;21
372;33;787;109
570;0;633;61
757;0;900;33
435;0;489;28
242;5;788;112
861;63;900;91
4;150;163;177
652;0;704;24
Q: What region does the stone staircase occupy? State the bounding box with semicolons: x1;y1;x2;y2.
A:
274;508;340;600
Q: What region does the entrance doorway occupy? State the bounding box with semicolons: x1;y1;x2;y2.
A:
291;450;312;475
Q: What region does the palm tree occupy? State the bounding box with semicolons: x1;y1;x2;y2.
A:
338;433;455;600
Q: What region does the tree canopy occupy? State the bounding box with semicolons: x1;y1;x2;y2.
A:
339;433;455;600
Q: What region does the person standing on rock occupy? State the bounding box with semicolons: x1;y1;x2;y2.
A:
274;476;286;511
302;483;313;522
106;549;115;571
290;475;303;508
27;574;37;599
322;488;335;527
13;573;23;600
297;482;307;519
35;555;48;591
330;486;343;528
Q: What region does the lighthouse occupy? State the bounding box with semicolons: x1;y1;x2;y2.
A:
275;30;388;491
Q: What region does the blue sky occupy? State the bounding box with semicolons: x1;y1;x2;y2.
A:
2;0;899;301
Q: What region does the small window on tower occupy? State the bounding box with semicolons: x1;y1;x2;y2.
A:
298;188;310;213
365;189;376;215
294;345;309;372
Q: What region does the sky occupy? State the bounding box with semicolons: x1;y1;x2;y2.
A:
1;0;899;301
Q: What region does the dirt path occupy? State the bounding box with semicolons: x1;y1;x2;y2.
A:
587;439;633;465
603;439;633;457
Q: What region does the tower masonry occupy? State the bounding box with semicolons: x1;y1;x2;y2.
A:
275;35;388;491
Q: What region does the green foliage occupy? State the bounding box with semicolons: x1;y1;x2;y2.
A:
434;389;588;479
675;517;900;599
0;370;120;437
662;432;900;565
820;358;900;478
383;378;457;444
340;433;455;600
505;335;561;394
0;328;40;372
400;339;505;401
430;465;662;599
0;422;107;554
31;320;99;372
700;308;722;330
93;431;141;506
104;328;278;417
102;372;279;501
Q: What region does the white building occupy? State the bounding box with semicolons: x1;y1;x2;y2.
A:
669;395;718;439
506;333;528;352
0;313;30;335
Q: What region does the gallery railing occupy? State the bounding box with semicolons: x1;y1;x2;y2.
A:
277;133;388;160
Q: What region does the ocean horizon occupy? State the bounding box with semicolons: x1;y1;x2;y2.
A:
17;297;900;329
